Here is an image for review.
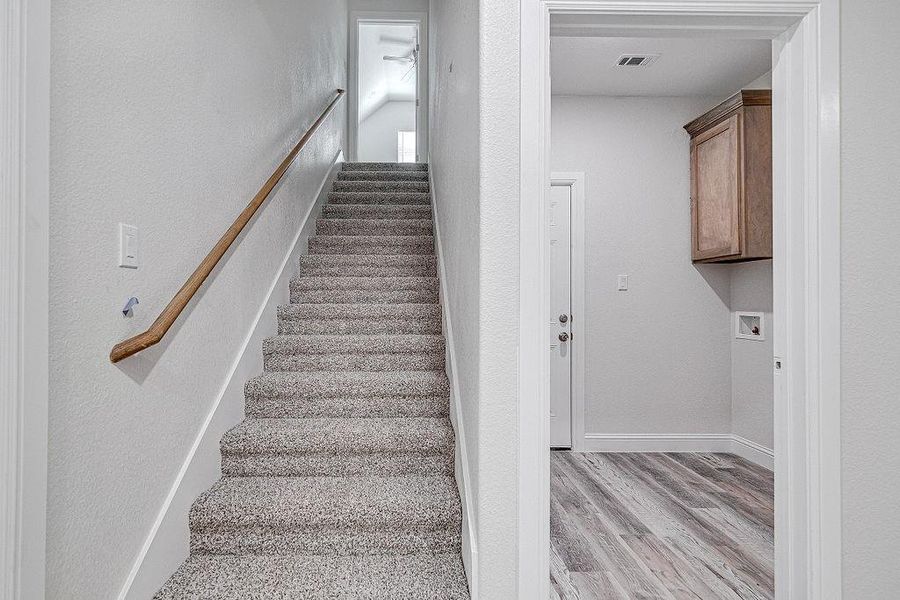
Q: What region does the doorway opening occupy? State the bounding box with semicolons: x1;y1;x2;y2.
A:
350;13;428;163
521;3;841;600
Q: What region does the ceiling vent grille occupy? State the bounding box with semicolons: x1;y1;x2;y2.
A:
615;54;660;67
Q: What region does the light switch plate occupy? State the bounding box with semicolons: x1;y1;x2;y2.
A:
119;223;139;268
617;274;629;291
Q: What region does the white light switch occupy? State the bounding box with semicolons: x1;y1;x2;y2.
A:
617;274;629;291
119;223;139;269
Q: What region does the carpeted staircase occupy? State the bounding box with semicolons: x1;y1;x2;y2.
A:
155;162;470;599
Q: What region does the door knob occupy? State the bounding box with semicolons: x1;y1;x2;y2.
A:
559;314;568;323
558;332;569;342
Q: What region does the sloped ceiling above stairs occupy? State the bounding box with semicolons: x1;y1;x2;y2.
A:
358;22;418;123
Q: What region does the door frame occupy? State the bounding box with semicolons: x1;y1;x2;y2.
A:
520;2;841;600
549;173;586;451
1;0;50;597
348;10;429;163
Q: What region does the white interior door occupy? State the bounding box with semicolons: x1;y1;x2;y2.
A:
548;182;572;448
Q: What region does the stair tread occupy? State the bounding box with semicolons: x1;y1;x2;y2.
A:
323;204;433;218
190;475;460;529
310;234;434;242
246;370;449;398
221;417;453;454
316;218;433;236
327;191;431;205
308;235;435;253
343;161;428;171
291;276;438;290
334;181;429;192
154;554;468;600
278;303;441;318
318;217;433;225
264;334;444;354
337;171;429;181
300;254;436;265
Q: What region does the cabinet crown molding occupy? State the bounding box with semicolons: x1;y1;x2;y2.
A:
684;89;772;137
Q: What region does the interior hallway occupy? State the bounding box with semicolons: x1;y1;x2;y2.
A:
550;452;773;599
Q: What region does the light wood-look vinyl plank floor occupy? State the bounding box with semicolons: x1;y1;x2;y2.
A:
550;452;774;600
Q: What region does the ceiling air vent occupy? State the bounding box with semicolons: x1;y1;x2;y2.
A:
615;54;660;67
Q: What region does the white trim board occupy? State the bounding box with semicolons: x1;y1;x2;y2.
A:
580;433;775;471
348;10;429;162
428;168;479;598
117;153;343;600
520;3;841;600
1;0;50;597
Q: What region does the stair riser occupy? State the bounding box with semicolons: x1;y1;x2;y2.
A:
190;528;461;557
291;278;438;292
328;192;430;205
291;290;438;304
316;220;433;236
333;181;429;193
323;205;432;220
337;171;429;182
343;162;427;171
264;352;445;372
299;264;437;277
308;240;434;255
221;453;453;477
278;318;442;335
245;396;449;419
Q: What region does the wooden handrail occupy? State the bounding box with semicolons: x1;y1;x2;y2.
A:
110;89;346;363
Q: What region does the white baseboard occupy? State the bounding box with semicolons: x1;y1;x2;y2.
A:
581;432;774;471
730;434;775;471
429;168;479;599
117;152;343;600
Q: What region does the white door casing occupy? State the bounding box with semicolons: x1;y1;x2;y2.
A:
520;3;841;600
2;0;50;598
547;182;572;448
348;10;428;163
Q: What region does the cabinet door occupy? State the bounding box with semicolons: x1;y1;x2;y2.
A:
691;114;742;260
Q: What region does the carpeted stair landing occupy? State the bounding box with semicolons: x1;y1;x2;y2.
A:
155;162;470;599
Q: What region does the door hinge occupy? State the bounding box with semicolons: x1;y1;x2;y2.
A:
415;99;420;107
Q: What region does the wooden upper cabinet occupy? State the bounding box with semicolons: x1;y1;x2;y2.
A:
685;90;772;263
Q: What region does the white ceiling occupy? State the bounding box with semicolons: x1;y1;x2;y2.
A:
358;22;418;123
550;36;771;97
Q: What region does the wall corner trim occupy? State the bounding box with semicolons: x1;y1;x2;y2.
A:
429;166;479;599
116;152;344;600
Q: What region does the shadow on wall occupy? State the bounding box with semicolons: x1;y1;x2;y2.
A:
693;262;732;306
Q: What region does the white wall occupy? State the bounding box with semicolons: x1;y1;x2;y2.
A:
358;100;416;161
48;2;347;598
428;0;480;560
475;0;521;595
430;0;520;594
551;95;734;437
730;261;774;448
841;1;900;596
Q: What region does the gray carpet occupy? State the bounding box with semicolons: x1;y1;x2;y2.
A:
155;162;470;599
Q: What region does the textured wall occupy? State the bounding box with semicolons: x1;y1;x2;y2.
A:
730;261;774;449
476;0;521;594
428;0;481;538
48;1;346;597
430;0;520;593
551;95;733;437
841;0;900;596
